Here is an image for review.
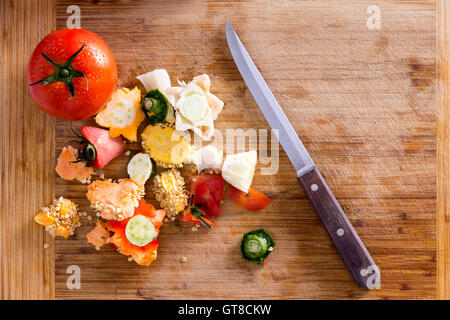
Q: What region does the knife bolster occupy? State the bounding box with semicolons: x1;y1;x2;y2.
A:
296;164;316;177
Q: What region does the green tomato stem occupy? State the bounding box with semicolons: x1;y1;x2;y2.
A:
29;44;88;98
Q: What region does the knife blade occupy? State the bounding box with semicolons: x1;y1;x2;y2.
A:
226;21;380;289
225;22;314;177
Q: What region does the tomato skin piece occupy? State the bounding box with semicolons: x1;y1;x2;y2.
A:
27;29;118;120
190;174;224;204
80;126;126;169
134;200;166;229
180;174;224;227
228;185;272;211
193;183;222;217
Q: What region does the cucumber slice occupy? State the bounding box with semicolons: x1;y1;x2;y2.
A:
125;215;157;247
127;153;154;186
240;229;275;264
243;234;268;259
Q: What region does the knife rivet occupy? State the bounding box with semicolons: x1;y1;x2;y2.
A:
310;184;318;192
337;228;345;236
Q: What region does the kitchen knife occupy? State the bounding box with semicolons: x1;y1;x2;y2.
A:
226;22;379;289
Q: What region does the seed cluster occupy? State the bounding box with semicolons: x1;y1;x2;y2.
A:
153;169;188;218
34;197;81;239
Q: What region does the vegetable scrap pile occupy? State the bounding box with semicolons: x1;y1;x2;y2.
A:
31;29;274;266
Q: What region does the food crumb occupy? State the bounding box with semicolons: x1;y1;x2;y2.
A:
181;256;187;263
191;226;198;232
87;216;92;221
43;243;50;249
268;246;274;252
125;151;131;156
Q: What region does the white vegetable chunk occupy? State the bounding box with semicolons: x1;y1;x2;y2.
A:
221;150;257;193
167;74;224;141
193;145;223;172
165;103;176;124
207;93;224;119
137;69;171;92
176;84;213;125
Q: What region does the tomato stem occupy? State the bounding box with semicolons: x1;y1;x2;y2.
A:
29;44;88;98
189;195;215;229
68;122;97;164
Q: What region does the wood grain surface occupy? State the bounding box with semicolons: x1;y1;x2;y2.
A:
0;0;56;299
0;0;443;300
53;0;436;299
437;0;450;300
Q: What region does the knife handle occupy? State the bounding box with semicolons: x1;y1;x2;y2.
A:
298;167;380;289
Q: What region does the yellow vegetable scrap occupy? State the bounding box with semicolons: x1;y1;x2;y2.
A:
95;87;145;142
34;197;80;239
141;124;194;168
86;178;145;221
153;169;188;218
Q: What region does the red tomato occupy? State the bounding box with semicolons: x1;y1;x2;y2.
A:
27;29;118;120
228;185;272;211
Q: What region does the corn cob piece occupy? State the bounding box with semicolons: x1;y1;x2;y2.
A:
153;169;188;218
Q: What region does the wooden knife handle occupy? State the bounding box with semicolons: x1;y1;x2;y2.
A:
298;167;380;289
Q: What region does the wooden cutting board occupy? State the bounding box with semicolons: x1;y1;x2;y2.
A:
3;0;448;299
